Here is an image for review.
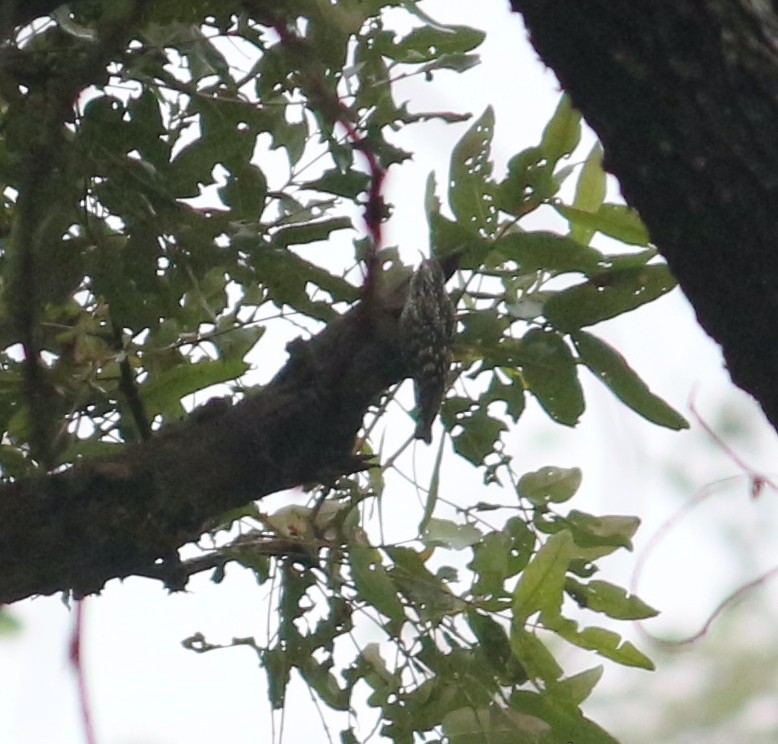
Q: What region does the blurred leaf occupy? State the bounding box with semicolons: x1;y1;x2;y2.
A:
510;627;563;686
573;330;688;429
510;688;621;744
518;466;582;506
422;518;483;550
443;704;551;744
0;608;21;635
470;531;512;597
539;95;581;165
570;142;606;245
419;433;445;532
271;217;353;248
555;666;604;707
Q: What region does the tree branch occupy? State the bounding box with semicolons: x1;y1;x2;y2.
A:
0;300;406;605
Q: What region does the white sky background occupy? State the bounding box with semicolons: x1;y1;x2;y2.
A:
4;1;778;743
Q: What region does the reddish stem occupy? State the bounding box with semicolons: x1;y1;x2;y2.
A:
69;599;97;744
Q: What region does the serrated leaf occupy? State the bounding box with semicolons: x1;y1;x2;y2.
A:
378;24;485;62
451;408;507;464
518;329;584;426
518;466;582;506
572;330;688;430
544;264;677;331
544;615;655;670
513;530;574;624
566;578;659;620
483;375;525;422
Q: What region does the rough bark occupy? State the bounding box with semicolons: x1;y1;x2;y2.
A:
511;0;778;431
0;301;406;604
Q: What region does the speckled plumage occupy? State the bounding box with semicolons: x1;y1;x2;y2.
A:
399;259;455;444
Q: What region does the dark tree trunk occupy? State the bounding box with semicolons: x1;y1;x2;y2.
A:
512;0;778;432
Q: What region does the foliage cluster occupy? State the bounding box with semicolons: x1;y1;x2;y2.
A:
0;1;690;741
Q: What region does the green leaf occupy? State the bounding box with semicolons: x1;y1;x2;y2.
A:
495;231;604;277
387;547;464;624
518;466;582;506
566;578;659;620
555;666;604;707
467;611;522;682
510;688;620;744
443;705;551;744
539;95;581;165
142;359;249;417
263;646;291;709
451;408;507;465
470;531;512;597
377;24;485;62
494;146;557;216
544;615;655;670
422;518;483;550
449;106;497;235
509;627;563;685
483;374;525;422
544;264;677;331
300;169;371;199
0;608;21;636
419;432;445;532
518;329;584;426
300;658;349;710
271;217;353;248
570;143;606;245
512;530;574;624
572;330;688;430
555;202;651;246
563;510;640;554
348;543;406;627
218;163;267;218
